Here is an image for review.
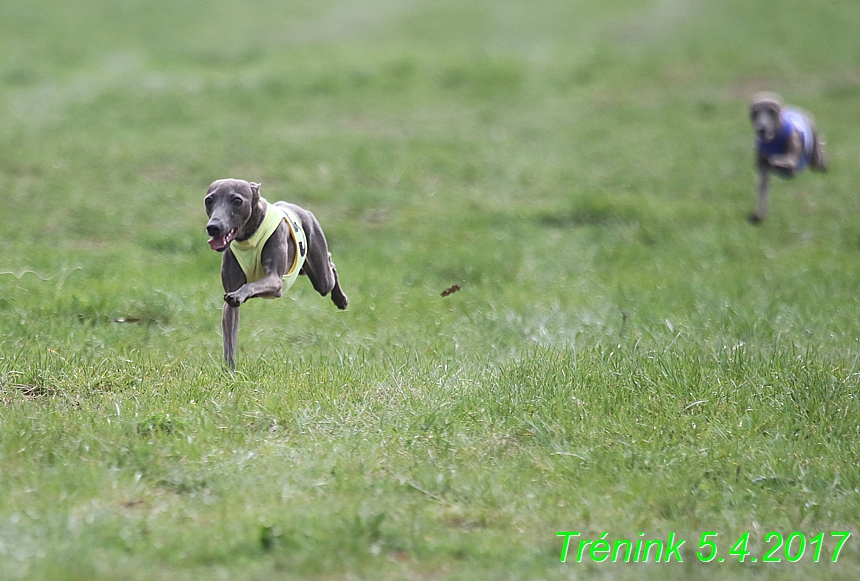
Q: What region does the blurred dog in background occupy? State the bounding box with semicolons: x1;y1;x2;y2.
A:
749;92;827;223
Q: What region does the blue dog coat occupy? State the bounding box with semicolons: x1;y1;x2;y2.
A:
756;108;815;172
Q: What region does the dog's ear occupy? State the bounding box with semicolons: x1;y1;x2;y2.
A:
249;182;261;203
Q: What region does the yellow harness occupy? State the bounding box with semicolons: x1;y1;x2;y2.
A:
230;201;307;294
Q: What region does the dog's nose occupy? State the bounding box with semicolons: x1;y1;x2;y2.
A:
206;223;222;236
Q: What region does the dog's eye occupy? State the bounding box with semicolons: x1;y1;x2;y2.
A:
204;197;213;207
232;197;243;207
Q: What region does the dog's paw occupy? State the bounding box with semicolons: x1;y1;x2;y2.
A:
748;213;763;225
331;288;348;310
224;292;243;308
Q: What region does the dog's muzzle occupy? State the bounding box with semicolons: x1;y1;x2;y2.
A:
206;222;238;252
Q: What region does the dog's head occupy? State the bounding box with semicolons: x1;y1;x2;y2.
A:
750;92;783;143
204;179;261;252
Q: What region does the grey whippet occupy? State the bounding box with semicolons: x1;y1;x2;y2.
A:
749;92;827;223
205;178;348;369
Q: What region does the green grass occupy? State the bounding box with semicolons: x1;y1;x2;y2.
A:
2;0;860;579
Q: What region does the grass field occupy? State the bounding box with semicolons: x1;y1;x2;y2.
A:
2;0;860;579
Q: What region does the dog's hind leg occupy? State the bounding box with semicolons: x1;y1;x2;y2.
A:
310;251;348;310
327;257;348;310
279;203;348;310
810;134;828;172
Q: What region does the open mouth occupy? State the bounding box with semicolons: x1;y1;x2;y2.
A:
208;227;238;252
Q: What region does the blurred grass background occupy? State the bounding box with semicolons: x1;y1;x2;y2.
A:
2;0;860;579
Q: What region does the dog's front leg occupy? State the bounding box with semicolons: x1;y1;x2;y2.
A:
766;132;803;177
751;168;769;223
220;249;247;370
222;304;239;370
224;274;284;307
223;224;291;308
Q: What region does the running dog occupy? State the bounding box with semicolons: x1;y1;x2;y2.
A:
749;92;827;222
205;179;348;369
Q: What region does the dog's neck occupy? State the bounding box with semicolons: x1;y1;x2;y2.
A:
236;198;268;242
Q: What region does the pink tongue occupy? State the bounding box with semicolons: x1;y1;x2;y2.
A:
208;236;226;250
